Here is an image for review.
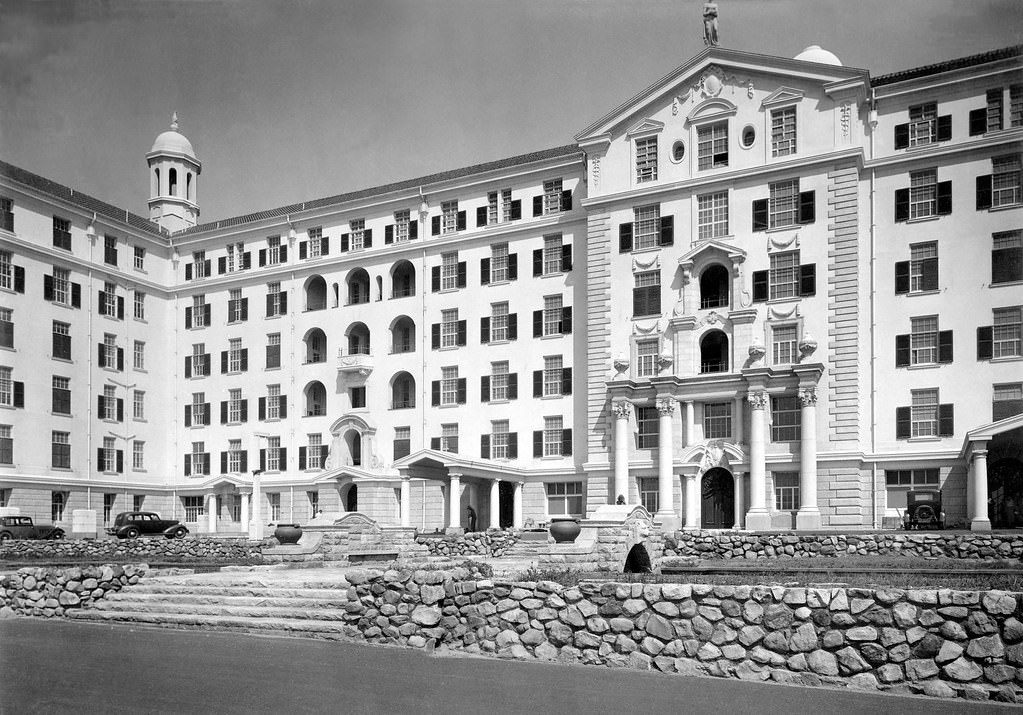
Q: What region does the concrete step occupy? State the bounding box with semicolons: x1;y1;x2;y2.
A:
87;600;350;620
101;591;350;609
126;584;349;598
66;609;353;637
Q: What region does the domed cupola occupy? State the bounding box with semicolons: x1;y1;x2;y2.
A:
146;112;201;232
793;45;843;66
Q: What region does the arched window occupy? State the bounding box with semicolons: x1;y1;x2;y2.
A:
347;269;370;305
391;372;416;409
305;275;327;311
304;381;327;416
332;282;340;308
169;168;178;197
347;322;371;355
153;168;160;196
391;316;415;353
186;172;193;201
391;261;416;298
304;328;327;364
700;330;729;373
700;264;730;309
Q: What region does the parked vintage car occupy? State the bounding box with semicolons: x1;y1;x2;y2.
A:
106;511;188;540
903;490;945;530
0;515;65;542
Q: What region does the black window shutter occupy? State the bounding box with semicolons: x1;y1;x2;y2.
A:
510;200;521;220
976;175;992;210
97;447;105;469
895;188;910;222
936;181;952;215
562;306;572;334
116;398;123;422
457;261;467;288
117;296;124;320
977;326;993;360
659;215;674;246
299;242;307;260
259;249;267;267
508;313;518;340
240;400;248;422
117;348;124;371
385;225;394;244
508;254;518;280
619;223;633;253
341;234;350;252
408;221;418;240
279;448;286;468
969;108;987;136
533;196;543;216
431;216;441;236
44;274;54;301
240;349;248;372
561;367;572;395
431;323;440;350
299;447;307;471
752;199;769;231
562;429;573;456
752;270;769;302
895;334;910;367
431;381;441;406
894;261;910;294
508;433;518;458
203;304;211;324
116;450;123;473
259;397;266;421
921;257;939;292
798;264;816;296
184;404;191;427
480;258;491;285
240;298;248;321
204;258;212;275
456;320;467;346
894;123;909;150
533;310;542;338
242;252;251;269
561;244;573;271
12;381;22;408
938;403;954;436
480;317;490;343
203;403;210;425
219;256;227;273
97;343;105;367
185;263;193;281
321;236;329;254
238;451;248;473
221;452;228;474
938;330;953;363
278;293;286;314
265;295;273;317
279;398;287;419
13;266;24;294
476;206;488;227
456;212;466;231
431;266;441;292
508;373;518;399
71;283;81;308
220;401;228;424
260;449;266;472
481;435;490;460
456;378;466;404
561;190;572;212
481;376;490;402
185;356;192;379
798;191;815;224
184;455;191;477
533;249;543;276
98;291;106;315
936;115;951;142
221;351;228;373
896;406;911;439
98;394;105;415
533;431;543;458
533;370;542;398
430;437;441;450
363;229;372;248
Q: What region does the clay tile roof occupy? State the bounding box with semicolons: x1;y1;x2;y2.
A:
872;45;1022;87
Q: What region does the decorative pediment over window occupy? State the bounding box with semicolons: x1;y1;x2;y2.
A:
678;239;746;274
626;118;665;139
686;98;737;126
761;86;805;108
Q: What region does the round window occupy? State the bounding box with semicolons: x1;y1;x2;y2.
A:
741;125;756;148
671;140;686;163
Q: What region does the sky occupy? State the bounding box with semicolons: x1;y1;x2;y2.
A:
1;0;1020;224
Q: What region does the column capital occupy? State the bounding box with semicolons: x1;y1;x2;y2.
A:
972;449;989;461
448;472;463;480
747;390;768;410
655;397;676;416
612;400;633;419
798;387;817;407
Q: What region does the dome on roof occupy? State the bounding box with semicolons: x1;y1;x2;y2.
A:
794;45;843;66
150;113;196;158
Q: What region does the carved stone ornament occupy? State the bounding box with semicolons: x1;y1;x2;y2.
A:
747;390;768;410
591;155;601;188
768;304;799;320
655;397;676;415
656;352;674;372
768;232;799;252
799;387;818;407
677;65;745;106
632;320;661;335
700;439;729;473
612;356;630;377
798;331;818;358
840;102;852;138
702;311;724;326
632;253;660;271
748;342;766;361
747;79;755;99
612;401;633;420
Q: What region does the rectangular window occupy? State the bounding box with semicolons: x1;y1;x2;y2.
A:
543;234;563;275
772;325;798;365
350;386;366;409
771;106;797;157
994;383;1023;421
703;402;732;439
191;392;205;426
441;309;459;348
909;168;938;219
307;434;322;469
884;469;939;509
987;88;1004;132
491;420;510;460
993;307;1022;358
104;235;117;266
774;472;799;511
909;103;937;146
183;496;204;523
501;188;513;222
192;295;207;327
442;201;459;234
53;217;71;251
0;367;10;407
633;204;660;250
491;243;509;283
543;355;563;397
103;493;115;524
228;439;243;473
440;423;458;453
229;288;244;323
225;242;244;272
103;333;117;370
636;137;658;182
267;236;281;265
992;155;1022;207
769;179;799;229
229;338;243;372
636;339;659;378
228;388;243;423
639;478;658;514
491;361;509;401
771;396;801;442
910;242;938;293
134;246;145;271
547;481;582;516
308;490;320;519
543;295;563;336
103;385;117;420
910;316;938;365
266;333;281;369
487;192;499;225
52;431;70;469
133;291;145;320
192;250;208;279
637;406;659;449
697;121;728;169
543;416;564;457
267;436;281;471
697;191;728;240
267;384;281;420
769;251;799;300
132;390;144;420
0;250;11;290
267;282;282;317
911;389;939;437
441;366;459;406
543;179;563;215
0;424;12;464
1011;86;1023;128
0;308;12;349
133;340;145;370
992;231;1023;284
633;270;661;317
101;282;117;317
192;343;208;377
102;436;116;472
52;267;70;305
441;253;458;290
51;491;66;522
53;321;71;360
306;228;322;259
349;219;366;251
52;376;70;415
491;302;509;342
132;440;144;470
0;198;12;232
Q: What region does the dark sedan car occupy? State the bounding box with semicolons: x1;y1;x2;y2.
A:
0;516;65;542
903;490;945;530
106;511;188;539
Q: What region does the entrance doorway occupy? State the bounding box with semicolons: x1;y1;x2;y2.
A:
499;482;514;528
343;484;358;512
989;458;1023;528
701;467;734;528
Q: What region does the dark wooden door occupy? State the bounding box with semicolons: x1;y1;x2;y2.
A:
701;468;734;529
499;481;515;528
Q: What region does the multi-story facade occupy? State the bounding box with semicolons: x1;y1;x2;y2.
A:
0;44;1020;535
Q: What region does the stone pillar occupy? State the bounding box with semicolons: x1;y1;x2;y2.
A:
240;492;249;535
207;493;217;534
251;472;263;540
612;401;632;504
733;396;744;445
796;387;821;530
512;481;523;529
971;447;992;531
684;473;699;530
684;401;695;447
490;479;501;529
656;397;677;527
745;390;771;531
733;472;745;529
400;477;411;528
448;473;462;530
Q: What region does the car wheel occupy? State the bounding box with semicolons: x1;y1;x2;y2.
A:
172;526;188;539
914;505;936;525
125;527;140;539
51;529;65;540
0;532;11;543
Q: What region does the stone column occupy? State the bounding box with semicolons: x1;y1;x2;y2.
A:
400;477;411;528
490;479;501;529
796;387;821;530
684;473;699;530
733;472;745;529
745;390;771;530
656;397;677;526
612;401;632;504
207;493;217;534
240;492;249;535
251;472;263;540
512;481;523;529
448;473;462;530
733;396;744;445
684;401;695;447
971;447;992;531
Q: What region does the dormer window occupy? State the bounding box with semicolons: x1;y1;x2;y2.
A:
697;121;728;169
771;106;796;157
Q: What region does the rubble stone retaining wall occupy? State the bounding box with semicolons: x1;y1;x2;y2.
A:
415;531;518;557
336;568;1022;703
0;564;147;618
0;538;263;562
664;532;1023;561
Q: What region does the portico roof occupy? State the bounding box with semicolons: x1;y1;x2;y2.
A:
393;449;574;481
959;412;1023;460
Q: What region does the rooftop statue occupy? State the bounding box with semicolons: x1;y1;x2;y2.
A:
703;1;719;47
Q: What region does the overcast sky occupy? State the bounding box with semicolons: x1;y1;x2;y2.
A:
1;0;1020;224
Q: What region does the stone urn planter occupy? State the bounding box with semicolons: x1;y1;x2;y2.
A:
549;517;581;544
273;524;302;544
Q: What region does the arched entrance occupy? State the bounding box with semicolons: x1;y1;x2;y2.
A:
342;484;358;512
701;467;734;528
989;458;1023;528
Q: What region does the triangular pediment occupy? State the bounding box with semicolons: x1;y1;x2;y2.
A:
961;412;1023;458
678;239;746;268
686;97;737;124
625;118;665;137
761;86;805;107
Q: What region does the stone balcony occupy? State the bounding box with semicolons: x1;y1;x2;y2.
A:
337;350;374;379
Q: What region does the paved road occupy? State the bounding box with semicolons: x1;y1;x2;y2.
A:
0;619;1014;715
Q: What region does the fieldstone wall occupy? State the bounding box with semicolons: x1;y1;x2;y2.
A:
336;568;1022;703
664;532;1023;561
0;564;147;618
415;531;518;558
0;538;263;562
